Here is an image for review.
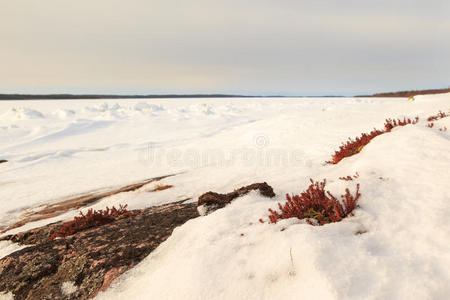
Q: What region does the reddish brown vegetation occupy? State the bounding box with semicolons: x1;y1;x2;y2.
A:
427;111;448;122
267;179;360;226
383;117;419;132
339;172;359;181
327;128;384;164
327;117;419;164
50;205;139;240
426;111;449;132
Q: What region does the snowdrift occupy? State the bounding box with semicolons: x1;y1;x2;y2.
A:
0;94;449;299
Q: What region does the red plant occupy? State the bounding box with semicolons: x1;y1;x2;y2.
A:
439;126;447;132
327;116;419;164
339;172;359;181
427;111;448;122
384;117;419;132
327;128;384;164
427;123;434;128
267;179;360;225
50;205;139;240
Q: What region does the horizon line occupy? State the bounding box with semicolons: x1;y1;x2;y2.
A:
1;86;449;100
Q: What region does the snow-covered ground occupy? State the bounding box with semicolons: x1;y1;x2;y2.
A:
1;94;449;299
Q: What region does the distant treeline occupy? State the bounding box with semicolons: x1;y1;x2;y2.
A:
0;94;256;100
358;88;450;98
7;89;449;100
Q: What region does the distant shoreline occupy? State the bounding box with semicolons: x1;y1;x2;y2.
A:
1;87;449;100
0;94;345;100
0;94;252;100
357;87;450;98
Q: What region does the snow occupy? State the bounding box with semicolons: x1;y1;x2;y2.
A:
0;292;13;300
60;281;78;296
0;241;27;260
1;94;449;299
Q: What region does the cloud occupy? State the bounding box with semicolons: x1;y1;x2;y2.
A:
0;0;449;95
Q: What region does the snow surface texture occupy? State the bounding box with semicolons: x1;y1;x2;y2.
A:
0;241;27;260
0;292;13;300
1;95;449;299
60;281;78;296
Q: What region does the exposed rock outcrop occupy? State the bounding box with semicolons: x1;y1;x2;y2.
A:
0;181;276;299
0;200;198;300
198;182;275;215
0;174;176;234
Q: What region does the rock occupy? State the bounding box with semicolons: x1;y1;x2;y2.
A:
0;174;177;235
0;182;276;299
0;200;198;300
0;160;7;164
198;182;275;215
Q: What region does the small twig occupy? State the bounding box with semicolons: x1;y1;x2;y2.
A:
289;247;296;276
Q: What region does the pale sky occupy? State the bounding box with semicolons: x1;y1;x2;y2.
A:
1;0;449;95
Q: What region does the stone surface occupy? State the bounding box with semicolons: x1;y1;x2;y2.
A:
1;174;177;234
0;182;275;299
198;182;275;214
0;200;198;300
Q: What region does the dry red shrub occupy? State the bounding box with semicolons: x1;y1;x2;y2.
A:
50;205;139;240
339;172;359;181
339;176;353;181
384;117;419;132
267;179;360;225
326;128;384;164
427;111;448;122
327;117;419;164
427;123;434;128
